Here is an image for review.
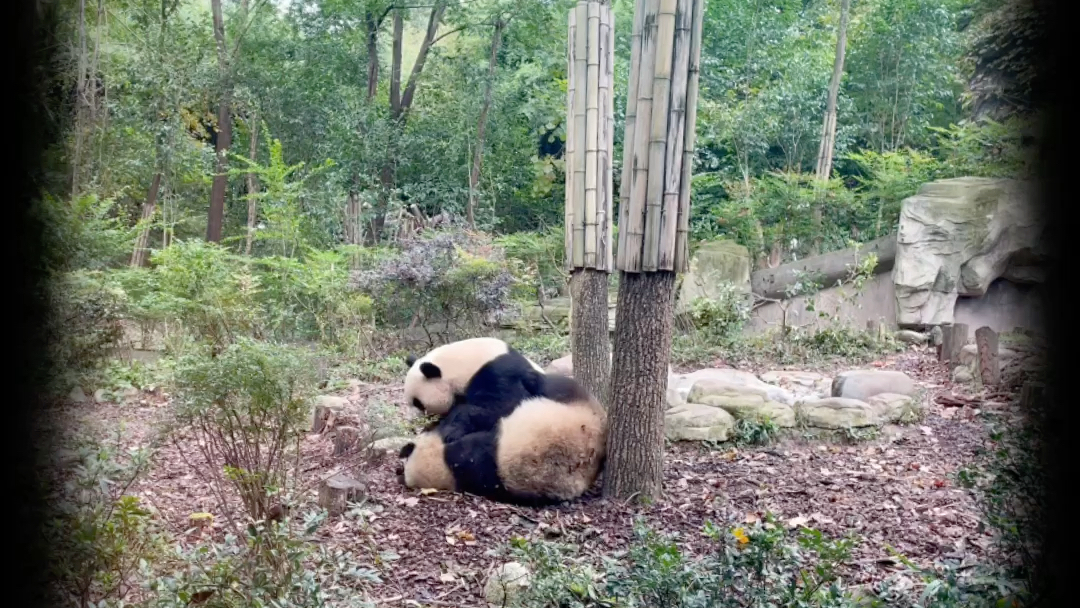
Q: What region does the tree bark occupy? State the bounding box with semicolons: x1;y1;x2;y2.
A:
207;0;232;243
365;10;380;102
130;172;162;267
750;234;895;299
811;0;851;255
244;114;260;255
571;268;611;405
467;19;505;229
975;326;1000;386
603;270;676;502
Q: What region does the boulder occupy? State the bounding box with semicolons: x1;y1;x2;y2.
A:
796;398;882;428
314;395;349;410
831;370;915;401
688;380;796;427
758;370;832;400
668;368;794;407
676;239;752;311
545;354;574;376
952;366;974;384
866;393;918;423
371;436;412;453
484;562;532;605
895;330;929;345
893;178;1046;327
664;403;736;442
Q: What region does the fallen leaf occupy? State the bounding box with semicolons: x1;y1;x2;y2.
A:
744;513;760;524
934;479;947;488
457;530;476;542
439;572;456;583
420;488;438;495
403;497;419;507
445;535;457;545
786;516;809;528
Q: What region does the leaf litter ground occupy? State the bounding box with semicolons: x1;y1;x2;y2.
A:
49;346;1023;606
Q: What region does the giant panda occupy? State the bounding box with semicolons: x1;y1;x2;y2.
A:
397;375;607;506
402;337;547;419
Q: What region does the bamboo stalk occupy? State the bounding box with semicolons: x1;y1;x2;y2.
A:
621;0;662;273
600;5;615;272
584;1;600;267
565;9;576;270
642;0;677;271
573;1;588;268
617;0;647;270
657;0;692;270
674;0;705;272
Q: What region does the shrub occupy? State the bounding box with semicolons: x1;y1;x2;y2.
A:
45;270;128;392
495;227;567;303
171;339;316;522
352;229;515;344
688;284;752;341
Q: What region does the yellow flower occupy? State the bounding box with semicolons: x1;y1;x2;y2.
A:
732;527;750;544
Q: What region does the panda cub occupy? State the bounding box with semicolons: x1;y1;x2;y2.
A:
403;337;546;418
398;374;607;506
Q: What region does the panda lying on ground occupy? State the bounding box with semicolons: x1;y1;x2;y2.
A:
397;372;607;505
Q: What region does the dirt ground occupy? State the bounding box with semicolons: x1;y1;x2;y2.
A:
49;345;1021;607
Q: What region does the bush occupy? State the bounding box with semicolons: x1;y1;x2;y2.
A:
688;284;752;341
45;433;165;608
171;339;316;522
36;192;136;273
353;229;515;343
45;270;128;392
495;227;567;303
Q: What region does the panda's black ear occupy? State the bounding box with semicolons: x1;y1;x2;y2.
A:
399;443;416;458
405;354;418;368
419;362;442;379
522;370;545;396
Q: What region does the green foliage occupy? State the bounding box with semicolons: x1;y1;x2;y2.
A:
932;117;1035;179
45;270;129;392
688;285;753;342
732;417;782;447
495;226;567;303
171;338;316;521
46;433;166;608
506;332;572;368
37;193;137;273
145;513;381;608
846;148;942;238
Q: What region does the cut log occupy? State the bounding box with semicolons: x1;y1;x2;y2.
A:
1019;381;1045;409
318;474;367;516
750;235;896;299
311;405;340;434
333;426;361;456
975;326;1000;386
939;323;969;368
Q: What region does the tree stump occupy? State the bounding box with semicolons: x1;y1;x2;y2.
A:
938;323;969;368
318;474;367;515
333;426;361;456
974;326;1000;386
311;405;339;434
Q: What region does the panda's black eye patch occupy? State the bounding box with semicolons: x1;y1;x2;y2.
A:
412;398;424;411
399;443;416;458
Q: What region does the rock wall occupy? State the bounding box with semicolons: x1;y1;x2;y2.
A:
893;177;1045;328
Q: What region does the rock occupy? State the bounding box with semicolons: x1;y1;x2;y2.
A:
315;395;349;410
959;343;1018;369
895;330;929;345
372;436;412;453
676;239;752;312
484;562;532;605
758;370;832;399
67;386;89;403
93;388;109;403
930;325;943;346
545;354;574;375
120;387;140;401
894;178;1046;327
668;368;794;407
796;398;882;428
831;370;915;401
317;474;367;516
664;403;736;442
952;366;974;384
687;380;795;427
866;393;918;423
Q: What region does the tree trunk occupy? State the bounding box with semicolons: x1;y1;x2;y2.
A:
975;326;1000;386
370;2;447;243
604;270;676;502
811;0;851;255
571;268;611;405
467;19;505;229
207;0;232;243
130;172;162;267
750;234;896;299
244;114;259;255
365;11;380;101
938;323;969;369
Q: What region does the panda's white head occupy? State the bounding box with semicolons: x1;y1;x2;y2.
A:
401;338;523;416
403;355;458;416
396;433;455;491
